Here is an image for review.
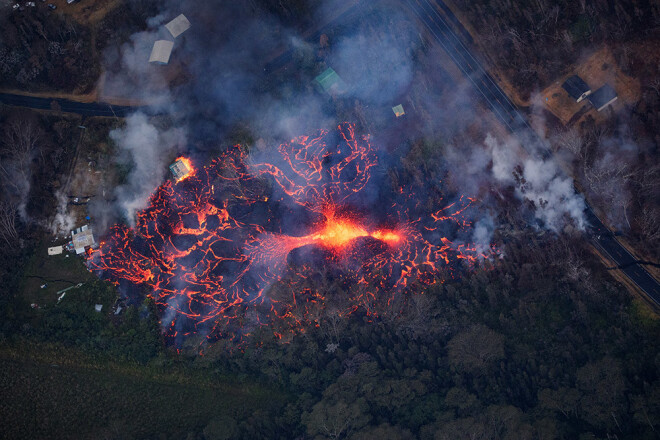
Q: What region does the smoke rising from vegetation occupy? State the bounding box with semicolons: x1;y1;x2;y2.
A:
110;113;185;225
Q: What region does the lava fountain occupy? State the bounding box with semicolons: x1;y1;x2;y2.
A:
88;123;491;344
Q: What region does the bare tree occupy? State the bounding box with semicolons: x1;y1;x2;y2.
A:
637;205;660;243
556;127;584;158
0;201;19;248
0;118;42;218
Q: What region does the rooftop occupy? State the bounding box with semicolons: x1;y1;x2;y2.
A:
392;104;405;117
165;14;191;38
314;68;347;95
71;225;95;255
170;159;191;181
149;40;174;64
562;75;591;101
589;84;618;111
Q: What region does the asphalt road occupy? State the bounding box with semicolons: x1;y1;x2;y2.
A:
0;93;146;117
405;0;660;305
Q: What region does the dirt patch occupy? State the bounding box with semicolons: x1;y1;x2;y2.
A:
537;46;640;127
0;87;99;103
49;0;122;26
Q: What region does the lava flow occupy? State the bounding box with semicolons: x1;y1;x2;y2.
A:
88;123;491;344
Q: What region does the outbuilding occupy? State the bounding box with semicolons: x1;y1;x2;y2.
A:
392;104;405;117
48;246;63;256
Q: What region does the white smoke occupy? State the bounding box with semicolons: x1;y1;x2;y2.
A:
485;133;585;232
47;190;76;238
110;113;186;225
471;215;495;254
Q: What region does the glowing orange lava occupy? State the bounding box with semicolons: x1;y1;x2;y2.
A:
88;123;492;345
312;216;367;248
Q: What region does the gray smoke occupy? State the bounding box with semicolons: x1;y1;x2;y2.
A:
48;189;76;238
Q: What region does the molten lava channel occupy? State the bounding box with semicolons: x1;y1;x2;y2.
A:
88;123;490;344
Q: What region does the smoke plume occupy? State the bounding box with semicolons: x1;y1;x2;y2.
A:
110;113;185;224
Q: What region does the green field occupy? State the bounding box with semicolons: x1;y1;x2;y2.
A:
0;342;288;439
21;242;96;308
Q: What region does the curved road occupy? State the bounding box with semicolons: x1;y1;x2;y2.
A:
405;0;660;304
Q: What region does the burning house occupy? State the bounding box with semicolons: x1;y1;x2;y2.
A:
71;225;96;255
392;104;405;117
165;14;191;38
169;157;194;182
149;40;174;65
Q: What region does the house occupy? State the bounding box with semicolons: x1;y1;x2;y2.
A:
165;14;191;38
588;84;617;111
562;75;592;102
71;225;96;255
170;158;192;182
149;40;174;64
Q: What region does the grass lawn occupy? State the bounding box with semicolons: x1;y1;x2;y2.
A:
20;242;96;308
0;341;288;439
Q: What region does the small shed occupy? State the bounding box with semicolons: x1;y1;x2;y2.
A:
165;14;191;38
392;104;405;117
562;75;591;102
149;40;174;64
48;246;63;256
71;225;96;255
588;84;617;111
94;304;103;313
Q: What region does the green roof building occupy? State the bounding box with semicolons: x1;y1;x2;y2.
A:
314;68;347;95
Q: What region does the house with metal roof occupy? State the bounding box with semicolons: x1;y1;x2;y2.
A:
71;225;96;255
314;68;347;95
165;14;191;38
562;75;592;102
149;40;174;64
392;104;405;117
588;84;617;112
170;158;191;181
